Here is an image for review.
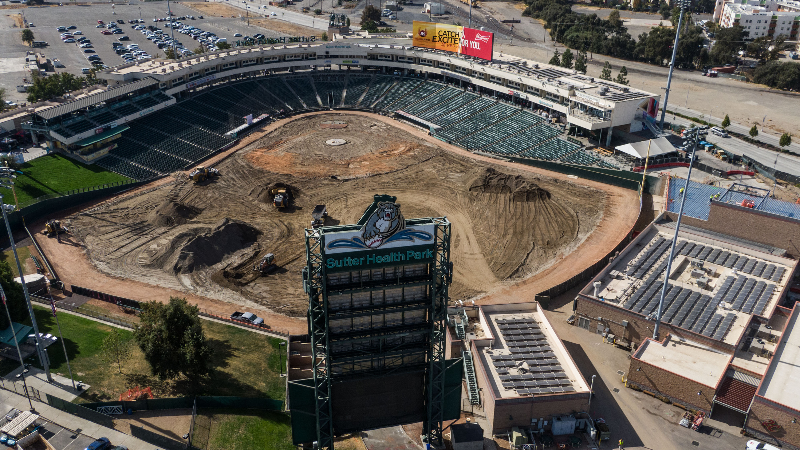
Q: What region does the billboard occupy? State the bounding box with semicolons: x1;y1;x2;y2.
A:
412;21;494;61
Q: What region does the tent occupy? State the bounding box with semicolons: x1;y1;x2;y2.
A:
615;137;677;159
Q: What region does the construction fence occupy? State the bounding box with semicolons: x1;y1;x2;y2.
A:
0;378;41;402
5;179;150;230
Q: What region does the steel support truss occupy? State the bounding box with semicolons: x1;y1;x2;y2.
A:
305;228;334;450
424;218;451;447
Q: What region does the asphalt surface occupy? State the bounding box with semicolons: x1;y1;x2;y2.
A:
0;401;98;450
2;2;291;103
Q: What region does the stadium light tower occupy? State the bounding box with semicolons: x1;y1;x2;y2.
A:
0;166;52;382
659;0;692;132
652;128;700;340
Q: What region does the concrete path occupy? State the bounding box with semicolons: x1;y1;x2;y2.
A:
0;383;156;450
362;426;422;450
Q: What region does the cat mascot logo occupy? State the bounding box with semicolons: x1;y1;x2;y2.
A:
326;202;433;250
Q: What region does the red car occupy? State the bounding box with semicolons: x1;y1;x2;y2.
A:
101;30;112;35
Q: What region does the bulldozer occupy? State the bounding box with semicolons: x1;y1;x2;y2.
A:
189;166;220;183
715;150;728;161
270;186;291;209
253;253;277;274
42;219;68;237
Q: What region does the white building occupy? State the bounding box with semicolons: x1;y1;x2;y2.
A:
717;0;800;40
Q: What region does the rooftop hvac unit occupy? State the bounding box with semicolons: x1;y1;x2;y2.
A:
622;87;630;92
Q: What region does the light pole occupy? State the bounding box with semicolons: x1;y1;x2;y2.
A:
0;168;51;383
139;6;141;22
15;365;34;411
468;0;472;28
587;374;596;412
659;0;690;131
279;341;286;377
47;286;75;390
653;128;700;340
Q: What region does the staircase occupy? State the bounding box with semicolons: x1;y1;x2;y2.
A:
463;350;481;405
644;117;667;138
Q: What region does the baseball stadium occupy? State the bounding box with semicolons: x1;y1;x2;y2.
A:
6;40;659;449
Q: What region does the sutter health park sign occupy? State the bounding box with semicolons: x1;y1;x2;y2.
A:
412;21;494;61
325;246;435;270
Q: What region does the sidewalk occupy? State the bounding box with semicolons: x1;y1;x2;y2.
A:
0;381;157;450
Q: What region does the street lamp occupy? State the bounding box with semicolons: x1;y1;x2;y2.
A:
587;374;596;412
15;365;34;411
659;0;692;131
279;341;287;377
0;167;51;383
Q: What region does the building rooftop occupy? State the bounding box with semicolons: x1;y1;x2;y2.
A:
668;178;800;222
759;306;800;410
635;335;730;387
586;221;792;344
475;303;589;399
34;78;159;121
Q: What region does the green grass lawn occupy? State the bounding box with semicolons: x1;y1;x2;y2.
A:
8;306;286;402
0;247;32;278
0;154;130;207
191;409;293;450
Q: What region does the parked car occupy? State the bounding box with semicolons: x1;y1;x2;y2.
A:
101;30;112;35
73;30;82;35
230;311;265;327
233;33;242;37
81;68;92;74
67;25;77;29
63;38;76;43
85;437;112;450
57;26;67;31
83;49;95;53
118;35;129;40
746;440;780;450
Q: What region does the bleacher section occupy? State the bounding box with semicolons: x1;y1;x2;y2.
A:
95;74;617;180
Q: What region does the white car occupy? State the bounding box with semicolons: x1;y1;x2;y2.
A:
746;440;780;450
270;11;277;17
73;30;82;35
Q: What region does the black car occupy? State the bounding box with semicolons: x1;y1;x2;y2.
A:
198;15;203;19
118;35;129;41
67;25;77;29
117;19;124;24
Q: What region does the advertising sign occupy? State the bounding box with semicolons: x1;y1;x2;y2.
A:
412;21;494;61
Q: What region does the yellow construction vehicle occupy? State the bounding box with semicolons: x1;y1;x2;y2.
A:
715;150;728;161
42;220;68;237
270;186;291;209
189;166;220;183
253;253;276;274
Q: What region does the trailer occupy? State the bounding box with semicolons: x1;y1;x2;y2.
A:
311;204;328;228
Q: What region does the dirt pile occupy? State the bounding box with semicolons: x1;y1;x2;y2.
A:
168;219;261;274
468;168;551;202
148;199;203;227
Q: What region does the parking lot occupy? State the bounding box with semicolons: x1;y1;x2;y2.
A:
2;2;292;103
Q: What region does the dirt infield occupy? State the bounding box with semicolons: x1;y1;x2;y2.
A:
38;111;640;331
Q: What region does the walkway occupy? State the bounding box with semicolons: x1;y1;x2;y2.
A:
0;380;155;450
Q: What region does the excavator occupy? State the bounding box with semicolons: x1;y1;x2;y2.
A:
42;220;68;237
270;186;291;209
189;166;220;183
253;253;277;274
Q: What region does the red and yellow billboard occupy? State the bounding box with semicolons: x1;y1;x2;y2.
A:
412;21;494;61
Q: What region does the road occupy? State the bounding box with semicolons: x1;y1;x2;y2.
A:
663;111;800;177
666;104;800;154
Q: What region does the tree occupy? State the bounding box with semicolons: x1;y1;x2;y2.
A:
361;20;378;32
659;3;671;19
0;260;28;331
346;17;351;27
216;41;231;50
21;29;34;46
561;48;574;69
193;46;206;55
321;32;329;41
0;88;5;112
101;329;133;373
632;0;642;11
574;50;587;73
549;49;561;66
600;61;613;80
165;47;177;59
780;133;792;150
134;297;213;380
721;114;730;129
749;124;759;138
361;4;381;23
608;9;622;29
615;66;629;85
670;7;681;26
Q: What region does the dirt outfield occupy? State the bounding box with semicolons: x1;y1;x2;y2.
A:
37;112;640;331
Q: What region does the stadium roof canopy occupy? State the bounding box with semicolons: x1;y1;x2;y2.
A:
615;137;677;159
35;77;159;121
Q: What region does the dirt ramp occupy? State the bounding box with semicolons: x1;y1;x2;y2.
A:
171;218;261;274
468;168;551;202
148;199;203;227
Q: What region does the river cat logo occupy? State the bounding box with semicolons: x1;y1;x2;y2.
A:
418;29;427;37
474;32;491;43
326;202;433;250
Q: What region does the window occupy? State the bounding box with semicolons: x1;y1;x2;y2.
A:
578;317;590;330
419;58;433;66
377;54;393;61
